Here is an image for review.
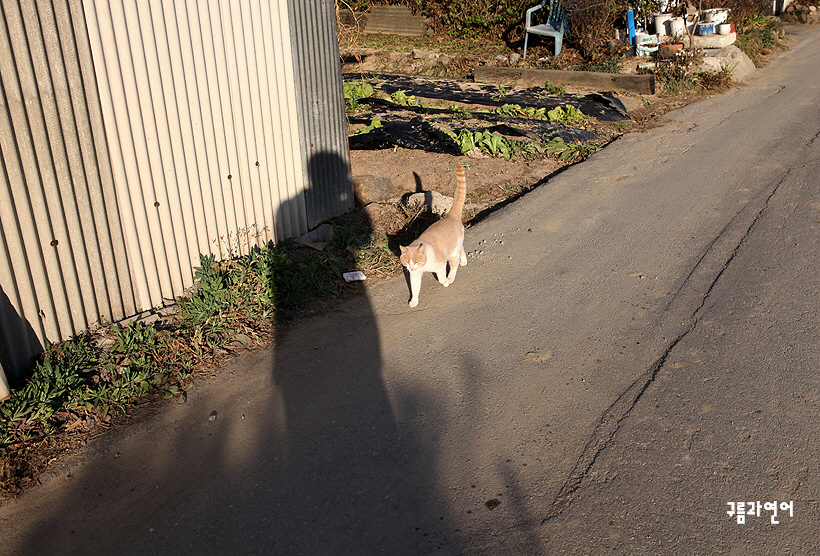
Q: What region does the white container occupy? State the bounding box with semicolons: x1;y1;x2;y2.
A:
343;271;367;282
668;17;685;37
717;23;731;35
704;8;730;24
654;13;672;35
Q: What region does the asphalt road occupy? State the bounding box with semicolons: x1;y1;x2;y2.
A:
1;25;818;556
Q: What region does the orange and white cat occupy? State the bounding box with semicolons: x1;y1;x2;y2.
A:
399;163;467;308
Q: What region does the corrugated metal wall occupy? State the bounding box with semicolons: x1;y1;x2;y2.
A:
0;0;137;383
0;0;352;383
83;0;311;306
288;0;354;228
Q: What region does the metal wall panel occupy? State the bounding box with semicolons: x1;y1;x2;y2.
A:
288;0;354;228
82;0;310;307
0;0;350;385
0;0;136;382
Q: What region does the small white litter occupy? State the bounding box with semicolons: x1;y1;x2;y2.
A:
343;271;367;282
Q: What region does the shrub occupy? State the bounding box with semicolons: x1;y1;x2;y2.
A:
563;0;619;58
341;0;620;48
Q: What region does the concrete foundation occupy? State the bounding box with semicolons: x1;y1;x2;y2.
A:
659;32;736;49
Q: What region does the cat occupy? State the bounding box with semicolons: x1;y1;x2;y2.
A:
399;162;467;308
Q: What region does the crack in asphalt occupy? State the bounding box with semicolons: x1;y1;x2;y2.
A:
809;127;820;149
540;340;680;523
541;169;789;524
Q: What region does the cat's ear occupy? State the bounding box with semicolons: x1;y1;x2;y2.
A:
417;244;426;255
399;245;408;254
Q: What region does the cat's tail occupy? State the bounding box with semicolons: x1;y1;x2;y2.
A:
448;162;467;221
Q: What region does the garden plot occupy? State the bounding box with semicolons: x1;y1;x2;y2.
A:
344;73;631;159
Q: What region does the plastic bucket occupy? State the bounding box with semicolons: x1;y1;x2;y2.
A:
654;13;672;35
704;8;729;24
668;17;685;37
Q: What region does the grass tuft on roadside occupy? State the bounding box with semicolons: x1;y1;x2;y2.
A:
0;230;381;498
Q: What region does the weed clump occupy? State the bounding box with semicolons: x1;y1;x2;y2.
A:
0;229;366;498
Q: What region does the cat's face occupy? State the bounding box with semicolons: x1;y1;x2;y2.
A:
400;244;426;271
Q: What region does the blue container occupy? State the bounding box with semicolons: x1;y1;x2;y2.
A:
698;22;714;35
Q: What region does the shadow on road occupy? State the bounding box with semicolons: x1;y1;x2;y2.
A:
3;152;463;556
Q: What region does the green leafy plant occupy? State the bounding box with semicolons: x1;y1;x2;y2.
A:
494;103;548;120
508;138;543;159
547;105;589;125
743;12;772;29
330;224;356;251
446;128;477;153
543;136;600;162
446;129;512;158
353;117;383;135
543;81;566;96
343;81;375;111
390;89;421;107
491;85;511;102
478;132;512;159
112;322;159;355
448;104;472;119
178;254;229;324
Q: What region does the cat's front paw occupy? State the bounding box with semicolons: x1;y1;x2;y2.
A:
408;299;419;308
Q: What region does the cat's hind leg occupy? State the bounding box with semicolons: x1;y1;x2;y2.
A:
446;256;461;285
435;263;450;287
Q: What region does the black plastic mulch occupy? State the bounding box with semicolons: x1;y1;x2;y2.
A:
349;117;462;155
343;73;631;122
345;74;624;154
348;111;598;154
348;112;598;149
481;119;598;143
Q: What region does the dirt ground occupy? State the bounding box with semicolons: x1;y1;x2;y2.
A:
350;148;562;220
345;74;717;243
